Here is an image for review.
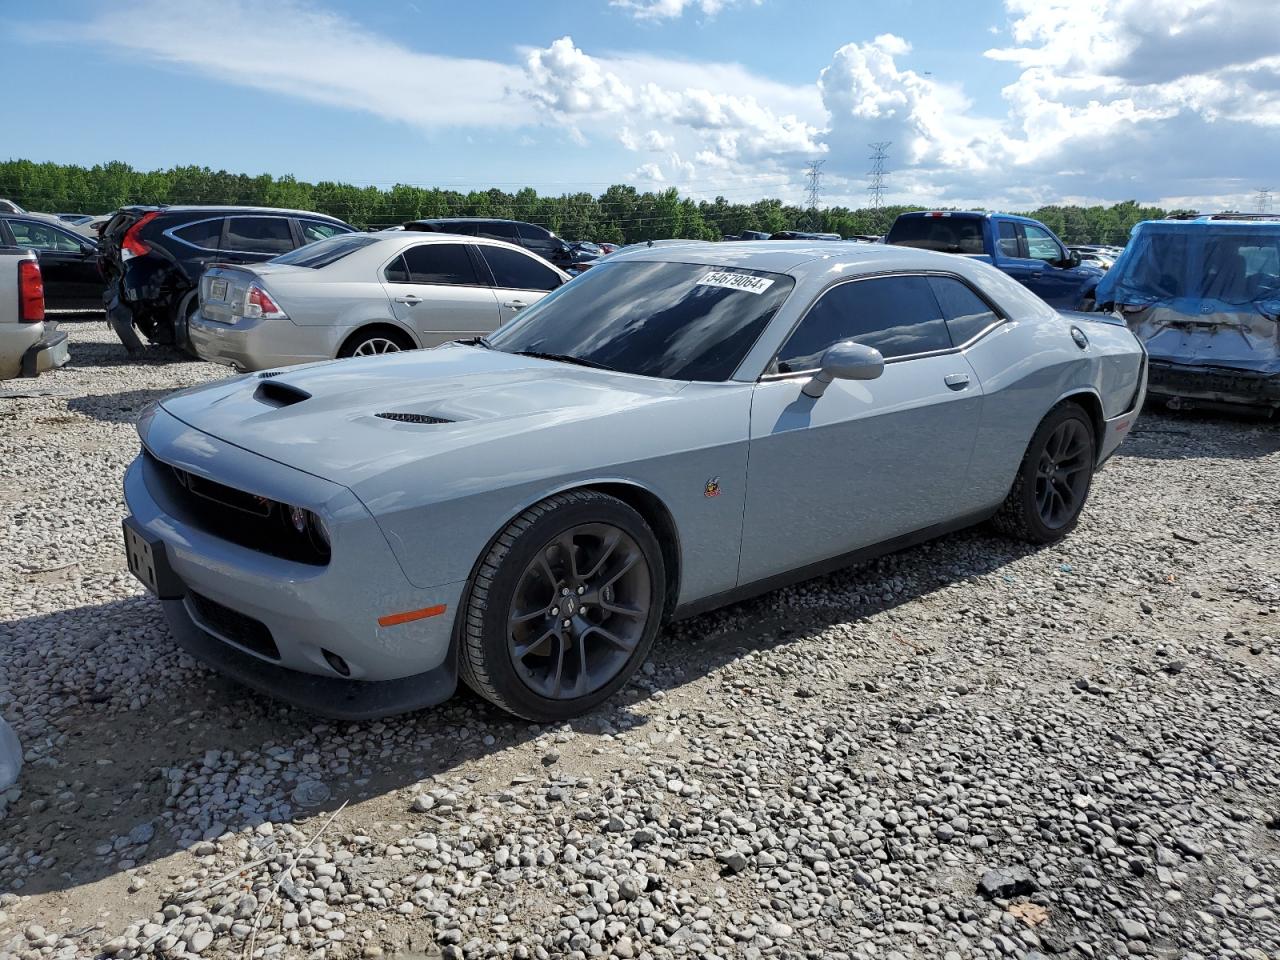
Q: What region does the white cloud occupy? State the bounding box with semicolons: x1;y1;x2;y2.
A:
609;0;760;21
521;36;822;165
28;0;529;130
525;36;634;113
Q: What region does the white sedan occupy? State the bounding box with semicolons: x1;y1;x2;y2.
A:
189;232;570;371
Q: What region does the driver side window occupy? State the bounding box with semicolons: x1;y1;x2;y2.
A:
774;275;952;373
1023;224;1063;264
8;220;84;252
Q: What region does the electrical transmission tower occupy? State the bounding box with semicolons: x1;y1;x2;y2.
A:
1255;187;1272;214
867;141;891;210
803;160;825;226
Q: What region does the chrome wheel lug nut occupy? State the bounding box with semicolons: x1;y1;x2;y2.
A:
563;619;571;628
576;586;585;595
561;587;570;596
551;607;559;616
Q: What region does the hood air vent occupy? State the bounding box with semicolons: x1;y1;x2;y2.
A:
254;381;311;408
376;411;453;425
258;370;286;379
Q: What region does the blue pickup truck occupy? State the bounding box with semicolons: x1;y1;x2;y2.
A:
887;211;1104;309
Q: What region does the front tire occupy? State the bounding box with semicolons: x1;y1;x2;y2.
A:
993;402;1096;544
458;490;666;721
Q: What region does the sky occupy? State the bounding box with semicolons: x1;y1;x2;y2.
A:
6;0;1280;211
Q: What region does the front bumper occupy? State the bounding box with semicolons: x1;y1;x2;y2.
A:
1147;359;1280;412
189;312;336;372
122;414;465;718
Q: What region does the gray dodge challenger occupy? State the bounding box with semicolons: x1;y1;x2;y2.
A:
122;242;1147;721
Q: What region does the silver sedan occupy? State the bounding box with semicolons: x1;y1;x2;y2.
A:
189;232;570;371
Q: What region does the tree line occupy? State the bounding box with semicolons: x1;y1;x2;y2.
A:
0;159;1194;246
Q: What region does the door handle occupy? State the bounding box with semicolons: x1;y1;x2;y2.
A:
944;373;970;390
394;295;422;305
503;300;528;311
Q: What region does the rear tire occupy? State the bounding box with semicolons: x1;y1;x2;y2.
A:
173;292;199;356
338;325;415;358
458;490;666;721
993;402;1096;544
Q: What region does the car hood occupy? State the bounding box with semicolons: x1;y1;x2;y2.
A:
158;344;689;487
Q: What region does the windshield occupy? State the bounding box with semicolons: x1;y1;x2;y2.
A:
270;234;378;268
887;216;985;254
1099;224;1280;308
486;260;795;381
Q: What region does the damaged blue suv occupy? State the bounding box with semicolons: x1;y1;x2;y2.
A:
1096;215;1280;416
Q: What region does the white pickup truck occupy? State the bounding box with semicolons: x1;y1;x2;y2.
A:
0;246;69;380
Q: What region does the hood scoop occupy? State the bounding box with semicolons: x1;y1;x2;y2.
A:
375;411;454;425
254;380;311;408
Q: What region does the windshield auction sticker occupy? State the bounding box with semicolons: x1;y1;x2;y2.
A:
696;271;775;295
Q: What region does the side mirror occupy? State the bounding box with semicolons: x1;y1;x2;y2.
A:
1064;250;1081;268
802;340;885;398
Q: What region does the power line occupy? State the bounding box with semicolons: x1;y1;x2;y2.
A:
1255;187;1272;214
867;142;891;210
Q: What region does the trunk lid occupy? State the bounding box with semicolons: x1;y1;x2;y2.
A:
199;262;311;324
1121;299;1280;373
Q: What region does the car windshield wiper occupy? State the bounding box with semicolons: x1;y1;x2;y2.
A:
457;335;492;349
514;350;613;371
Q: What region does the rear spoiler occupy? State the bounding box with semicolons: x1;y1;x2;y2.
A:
1059;309;1125;328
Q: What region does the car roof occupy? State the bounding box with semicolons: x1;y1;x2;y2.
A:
606;239;976;276
357;231;571;274
899;210;1043;226
410;217;532;224
122;204;348;221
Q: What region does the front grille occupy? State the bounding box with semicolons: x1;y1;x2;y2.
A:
188;592;280;660
143;449;330;565
375;411;453;424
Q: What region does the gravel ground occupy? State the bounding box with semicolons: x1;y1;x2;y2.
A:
1;318;1278;960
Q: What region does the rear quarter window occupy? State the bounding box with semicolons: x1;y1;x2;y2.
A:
171;218;224;249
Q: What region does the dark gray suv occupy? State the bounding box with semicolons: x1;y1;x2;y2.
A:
404;219;572;268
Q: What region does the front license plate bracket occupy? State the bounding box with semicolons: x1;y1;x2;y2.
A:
122;518;185;599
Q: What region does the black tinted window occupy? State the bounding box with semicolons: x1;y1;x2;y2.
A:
478;222;518;242
173;218;223;249
385;255;410;283
887;216;984;254
398;243;479;285
223;217;294;254
487;261;794;381
929;276;1000;344
997;221;1021;257
480;246;561;290
776;275;951;371
518;223;552;242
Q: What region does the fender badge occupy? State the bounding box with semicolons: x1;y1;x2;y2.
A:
704;477;721;498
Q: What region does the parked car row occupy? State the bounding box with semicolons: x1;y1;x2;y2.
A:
121;239;1148;720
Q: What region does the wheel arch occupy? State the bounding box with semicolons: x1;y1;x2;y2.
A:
337;320;421;357
1054;388;1105;456
459;478;684;628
